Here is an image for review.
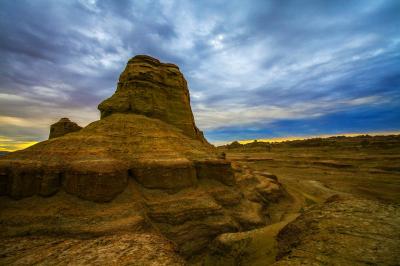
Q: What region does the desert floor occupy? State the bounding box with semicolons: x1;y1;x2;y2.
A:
202;143;400;265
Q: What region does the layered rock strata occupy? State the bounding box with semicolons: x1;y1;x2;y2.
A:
0;55;284;262
98;55;207;143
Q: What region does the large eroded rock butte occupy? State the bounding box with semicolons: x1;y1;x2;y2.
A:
98;55;207;143
0;55;283;264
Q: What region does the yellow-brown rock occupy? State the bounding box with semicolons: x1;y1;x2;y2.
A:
98;55;207;143
0;55;285;262
49;117;82;139
0;112;222;201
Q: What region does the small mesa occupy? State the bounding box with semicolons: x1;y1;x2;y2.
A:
49;118;82;139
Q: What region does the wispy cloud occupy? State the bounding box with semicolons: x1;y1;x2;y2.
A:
194;95;390;130
0;0;399;147
0;136;38;152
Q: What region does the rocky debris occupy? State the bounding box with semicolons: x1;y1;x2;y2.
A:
0;55;285;262
49;117;82;139
274;195;400;265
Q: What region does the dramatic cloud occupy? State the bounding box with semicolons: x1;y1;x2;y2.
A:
0;0;399;148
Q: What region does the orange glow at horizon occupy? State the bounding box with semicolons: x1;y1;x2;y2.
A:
1;131;400;152
0;136;38;152
238;131;400;144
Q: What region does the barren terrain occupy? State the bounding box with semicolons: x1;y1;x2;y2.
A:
211;135;400;265
1;54;398;265
0;55;285;265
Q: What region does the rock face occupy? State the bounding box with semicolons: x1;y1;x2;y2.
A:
0;55;221;202
49;117;82;139
98;55;207;143
274;195;400;265
0;55;284;262
0;114;223;202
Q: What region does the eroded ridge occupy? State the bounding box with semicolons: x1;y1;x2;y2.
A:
0;55;286;263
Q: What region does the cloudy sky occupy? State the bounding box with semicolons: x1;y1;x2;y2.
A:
0;0;399;149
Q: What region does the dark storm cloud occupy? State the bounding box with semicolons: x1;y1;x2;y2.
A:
0;0;399;146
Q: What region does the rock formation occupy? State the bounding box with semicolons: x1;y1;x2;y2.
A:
49;118;82;139
0;55;284;263
275;195;400;265
98;55;208;143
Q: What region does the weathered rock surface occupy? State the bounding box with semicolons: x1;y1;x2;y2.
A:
0;55;285;263
274;195;400;265
0;233;185;265
0;113;226;202
98;55;207;143
49;117;82;139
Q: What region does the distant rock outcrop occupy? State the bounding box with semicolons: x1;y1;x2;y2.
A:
0;55;284;263
49;118;82;139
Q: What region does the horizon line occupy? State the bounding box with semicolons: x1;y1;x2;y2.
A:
1;130;400;152
212;130;400;146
